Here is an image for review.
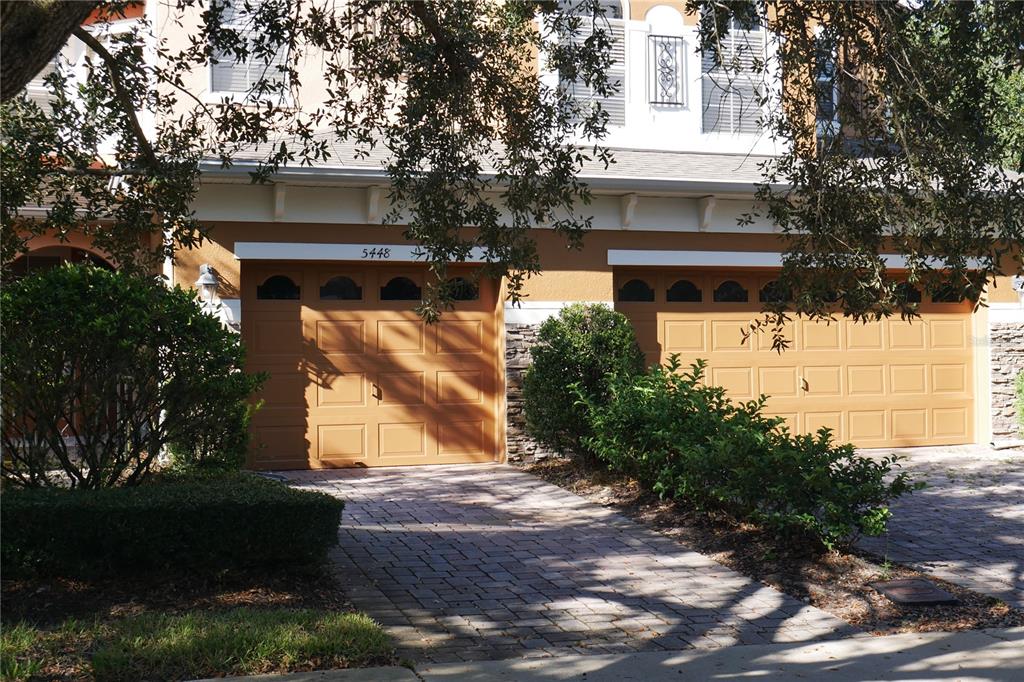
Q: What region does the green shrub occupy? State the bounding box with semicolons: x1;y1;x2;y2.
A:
582;357;917;550
1016;371;1024;435
0;473;343;577
0;265;265;488
523;303;645;459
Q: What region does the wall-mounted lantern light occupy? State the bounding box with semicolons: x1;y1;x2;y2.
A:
195;263;219;304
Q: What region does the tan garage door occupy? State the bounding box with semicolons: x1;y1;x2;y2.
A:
617;269;975;448
243;263;500;469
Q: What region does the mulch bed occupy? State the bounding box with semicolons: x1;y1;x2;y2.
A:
2;566;351;627
523;457;1024;635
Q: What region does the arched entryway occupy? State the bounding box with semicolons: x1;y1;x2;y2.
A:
7;245;115;278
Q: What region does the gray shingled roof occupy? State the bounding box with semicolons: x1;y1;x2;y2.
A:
212;131;773;186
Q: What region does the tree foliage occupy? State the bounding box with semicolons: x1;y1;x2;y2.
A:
2;0;618;316
1;1;1021;322
695;0;1023;343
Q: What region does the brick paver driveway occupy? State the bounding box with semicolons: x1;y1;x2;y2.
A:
857;446;1024;609
288;465;855;663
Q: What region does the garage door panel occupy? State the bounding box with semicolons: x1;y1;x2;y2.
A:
932;408;968;439
892;409;928;440
617;267;973;449
378;320;425;354
711;320;752;352
930;319;967;349
437;370;485;404
889;321;926;350
317;372;367;407
847;322;884;350
802;321;842;351
254;319;304;354
378;422;427;459
754;321;795;352
254;368;308;407
932;364;967;393
759;367;798;397
848;365;885;396
316;320;365;354
848;410;886;441
891;365;927;394
318;424;367;460
664;320;706;353
438;420;487;456
249;425;309;469
378;371;425;406
712;367;753;399
806;412;843;438
803;366;842;396
436;320;486;354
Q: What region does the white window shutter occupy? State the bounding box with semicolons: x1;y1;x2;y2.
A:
565;17;627;127
701;27;764;134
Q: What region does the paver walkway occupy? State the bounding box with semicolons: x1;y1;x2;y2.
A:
288;465;856;663
857;446;1024;609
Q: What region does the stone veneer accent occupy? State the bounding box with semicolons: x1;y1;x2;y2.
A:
505;323;559;463
990;320;1024;444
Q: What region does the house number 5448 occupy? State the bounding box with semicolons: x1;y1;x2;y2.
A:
361;248;391;259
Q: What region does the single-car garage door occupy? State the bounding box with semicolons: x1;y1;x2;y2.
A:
243;263;501;469
616;269;975;448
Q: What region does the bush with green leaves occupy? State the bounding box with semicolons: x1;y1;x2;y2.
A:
0;264;265;487
581;357;917;550
1016;370;1024;435
1;472;343;577
522;303;645;460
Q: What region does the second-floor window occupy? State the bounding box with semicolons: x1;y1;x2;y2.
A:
562;0;626;127
210;0;287;95
700;16;765;135
648;34;685;106
815;35;839;137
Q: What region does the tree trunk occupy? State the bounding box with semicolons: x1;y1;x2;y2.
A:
1;0;99;102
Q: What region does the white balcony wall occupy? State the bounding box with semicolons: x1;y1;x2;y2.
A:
593;4;779;156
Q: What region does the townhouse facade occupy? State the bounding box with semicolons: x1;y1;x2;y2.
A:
16;0;1024;469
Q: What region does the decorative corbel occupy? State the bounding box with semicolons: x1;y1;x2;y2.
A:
273;182;286;221
366;186;383;223
620;193;639;229
697;195;716;232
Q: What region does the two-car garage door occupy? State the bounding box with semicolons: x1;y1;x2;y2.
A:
243;263;500;469
617;269;976;448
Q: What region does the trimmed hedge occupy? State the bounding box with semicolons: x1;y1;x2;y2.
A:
1;473;344;578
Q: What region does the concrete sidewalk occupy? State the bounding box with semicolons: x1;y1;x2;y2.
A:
206;627;1024;681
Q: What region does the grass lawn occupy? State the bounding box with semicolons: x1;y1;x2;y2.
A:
1;607;393;681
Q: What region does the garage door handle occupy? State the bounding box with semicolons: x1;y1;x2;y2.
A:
801;377;809;392
372;383;382;400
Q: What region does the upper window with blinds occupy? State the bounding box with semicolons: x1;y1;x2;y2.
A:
560;0;627;128
209;0;288;95
814;35;839;137
700;15;765;135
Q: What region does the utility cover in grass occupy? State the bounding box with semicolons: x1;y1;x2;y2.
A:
871;579;958;606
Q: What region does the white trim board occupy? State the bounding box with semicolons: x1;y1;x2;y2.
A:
607;249;982;269
989;303;1024;324
504;301;614;326
234;242;488;263
609;250;785;267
